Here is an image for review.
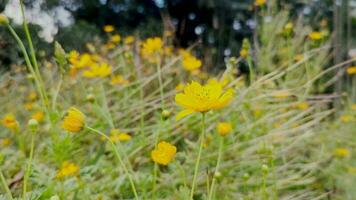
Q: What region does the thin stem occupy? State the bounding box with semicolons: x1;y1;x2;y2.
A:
190;113;206;200
86;126;139;200
0;168;14;200
208;136;224;200
23;130;35;200
156;58;164;108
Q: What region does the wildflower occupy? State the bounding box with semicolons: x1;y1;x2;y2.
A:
24;102;34;110
346;66;356;75
82;63;112;78
124;36;135;45
1;138;11;146
239;49;248;58
272;90;291;99
334;148;350;157
75;53;94;69
110;75;129;85
103;25;115;33
31;111;44;122
1;114;19;131
110;34;121;43
27;91;37;101
56;161;80;179
340;115;353;123
309;31;323;41
0;14;9;25
151;141;177;165
217;122;233;136
61;107;85;133
182;55;202;72
141;37;163;55
109;129;132;142
175;81;234;120
255;0;266;6
296;101;309;110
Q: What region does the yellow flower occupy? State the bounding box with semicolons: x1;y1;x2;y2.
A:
27;91;37;101
82;63;112;78
334;148;350;157
0;14;9;25
31;111;44;122
75;53;94;69
109;129;132;142
141;37;163;55
103;25;114;33
124;36;135;45
283;22;293;35
239;49;248;58
24;102;34;110
272;90;291;99
61;107;85;133
340;115;353;123
1;114;19;131
110;34;121;43
346;66;356;75
255;0;266;6
56;161;80;179
151;141;177;165
296;101;309;110
110;75;129;86
309;31;323;41
217;122;233;136
175;81;234;120
1;138;11;146
182;55;202;72
294;54;304;62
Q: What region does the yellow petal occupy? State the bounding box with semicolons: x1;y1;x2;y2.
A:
176;109;196;121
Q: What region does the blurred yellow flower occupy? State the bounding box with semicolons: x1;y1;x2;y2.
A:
1;114;19;132
334;148;350;157
340;115;353;123
255;0;266;6
346;66;356;75
294;54;304;62
82;63;112;78
124;36;135;45
239;49;248;58
1;138;11;146
31;111;44;122
175;81;234;120
352;104;356;110
110;34;121;43
273;90;291;99
109;129;132;142
56;161;80;179
297;101;309;110
103;25;114;33
283;22;293;35
141;37;163;55
308;31;323;41
151;141;177;165
217;122;233;136
61;107;85;133
27;91;37;101
24;102;34;110
110;75;129;86
182;55;202;72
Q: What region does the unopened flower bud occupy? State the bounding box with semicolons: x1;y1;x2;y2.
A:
0;14;9;25
161;109;171;119
261;164;269;173
28;119;38;131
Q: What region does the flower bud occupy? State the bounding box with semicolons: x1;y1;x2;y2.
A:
242;172;250;181
28;119;38;131
0;14;9;25
261;164;269;173
161;109;171;119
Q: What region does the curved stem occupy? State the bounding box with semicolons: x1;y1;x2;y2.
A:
86;126;139;200
23;130;35;200
0;168;14;200
208;137;224;200
190;113;206;200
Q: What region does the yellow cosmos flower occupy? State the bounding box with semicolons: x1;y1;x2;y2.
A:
296;101;309;110
61;107;85;133
141;37;163;55
110;34;121;43
309;31;323;41
31;111;45;122
1;138;11;146
109;129;132;142
124;36;135;45
255;0;266;6
1;114;19;131
27;91;37;101
182;55;202;72
56;161;80;179
82;63;112;78
334;148;350;157
103;25;114;33
24;102;34;110
340;115;354;123
175;81;234;120
151;141;177;165
346;66;356;75
217;122;233;136
75;53;94;69
110;75;129;86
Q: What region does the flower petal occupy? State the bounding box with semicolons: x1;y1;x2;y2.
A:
176;109;196;121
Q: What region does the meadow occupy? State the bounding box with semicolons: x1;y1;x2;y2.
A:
0;1;356;200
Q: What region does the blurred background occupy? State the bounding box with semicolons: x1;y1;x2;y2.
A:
0;0;355;70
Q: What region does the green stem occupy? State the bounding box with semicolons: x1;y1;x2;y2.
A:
0;168;14;200
208;136;224;200
23;130;35;200
190;113;206;200
156;58;164;108
86;126;139;200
